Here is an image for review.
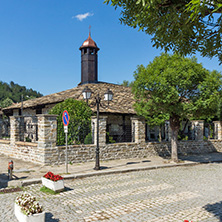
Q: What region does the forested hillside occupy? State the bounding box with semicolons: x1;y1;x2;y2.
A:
0;81;43;108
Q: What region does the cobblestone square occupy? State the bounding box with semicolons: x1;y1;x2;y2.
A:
1;163;222;221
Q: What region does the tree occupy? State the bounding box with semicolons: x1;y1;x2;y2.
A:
121;80;134;87
49;99;93;145
104;0;222;63
132;53;222;162
0;98;13;108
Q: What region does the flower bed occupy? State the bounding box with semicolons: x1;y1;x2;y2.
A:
14;193;45;222
41;172;64;192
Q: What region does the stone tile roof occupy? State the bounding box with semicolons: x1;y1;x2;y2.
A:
3;82;136;115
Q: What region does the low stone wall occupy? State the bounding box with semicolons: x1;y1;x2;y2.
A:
43;140;222;165
1;139;222;165
0;139;44;164
45;144;96;165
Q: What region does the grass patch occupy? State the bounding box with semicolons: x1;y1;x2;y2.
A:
40;186;61;195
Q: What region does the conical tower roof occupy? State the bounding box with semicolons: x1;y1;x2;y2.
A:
79;32;99;50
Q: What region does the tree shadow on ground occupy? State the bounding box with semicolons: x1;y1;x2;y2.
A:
45;212;60;222
204;201;222;221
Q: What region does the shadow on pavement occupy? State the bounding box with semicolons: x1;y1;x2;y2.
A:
0;173;9;188
100;166;109;170
126;161;140;165
0;173;28;188
204;201;222;221
12;175;28;180
179;152;222;164
64;186;73;192
45;212;60;222
141;160;151;163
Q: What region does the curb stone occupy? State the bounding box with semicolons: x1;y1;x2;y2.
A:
8;161;202;187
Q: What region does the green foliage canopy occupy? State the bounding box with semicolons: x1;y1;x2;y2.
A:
104;0;222;63
133;53;222;161
133;53;222;123
0;98;14;108
49;98;93;145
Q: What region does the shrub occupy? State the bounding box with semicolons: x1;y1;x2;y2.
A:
49;99;93;145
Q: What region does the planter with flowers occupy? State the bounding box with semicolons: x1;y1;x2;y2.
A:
14;193;45;222
41;172;64;192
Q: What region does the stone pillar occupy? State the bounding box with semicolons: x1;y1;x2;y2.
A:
213;121;222;140
0;115;2;139
191;120;204;141
10;116;20;145
164;121;172;141
37;114;57;148
131;116;145;143
91;116;107;146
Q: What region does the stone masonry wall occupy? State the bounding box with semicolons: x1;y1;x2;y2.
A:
0;140;44;164
42;140;222;165
0;138;222;165
0;114;57;165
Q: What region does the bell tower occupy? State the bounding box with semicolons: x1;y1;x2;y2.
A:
79;29;100;84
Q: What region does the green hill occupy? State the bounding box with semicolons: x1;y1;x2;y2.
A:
0;81;43;108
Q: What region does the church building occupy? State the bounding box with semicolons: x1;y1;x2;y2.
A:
3;32;145;143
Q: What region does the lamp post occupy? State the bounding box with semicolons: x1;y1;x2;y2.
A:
21;94;29;116
21;94;23;116
82;86;113;170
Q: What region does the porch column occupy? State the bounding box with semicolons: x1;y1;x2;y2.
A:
213;121;222;140
131;116;146;143
91;116;108;146
191;120;204;141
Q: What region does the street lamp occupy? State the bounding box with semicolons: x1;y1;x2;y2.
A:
82;86;92;105
82;86;114;170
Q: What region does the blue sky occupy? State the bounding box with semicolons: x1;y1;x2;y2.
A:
0;0;221;96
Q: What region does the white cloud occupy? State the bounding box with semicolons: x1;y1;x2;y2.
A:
73;12;94;21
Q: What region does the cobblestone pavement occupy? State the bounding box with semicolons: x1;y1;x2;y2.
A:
1;163;222;221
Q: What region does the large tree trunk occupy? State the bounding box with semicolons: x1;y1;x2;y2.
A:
169;114;180;162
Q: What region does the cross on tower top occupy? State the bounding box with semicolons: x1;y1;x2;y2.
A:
89;25;91;36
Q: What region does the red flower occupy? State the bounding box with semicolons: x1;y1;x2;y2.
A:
43;172;63;181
